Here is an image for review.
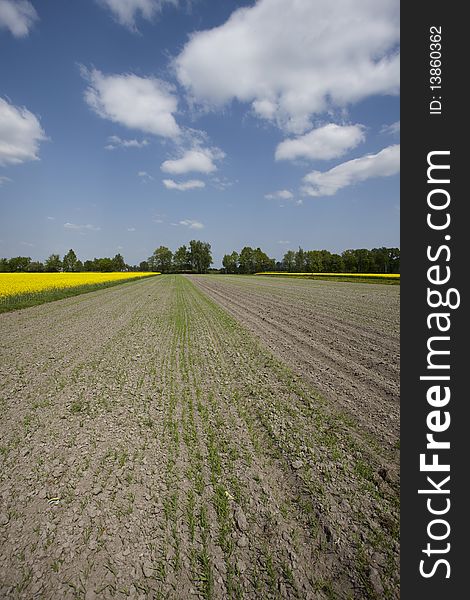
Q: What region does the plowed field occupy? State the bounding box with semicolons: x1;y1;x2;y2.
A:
0;275;399;599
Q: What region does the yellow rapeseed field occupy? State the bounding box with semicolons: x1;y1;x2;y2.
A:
0;272;159;299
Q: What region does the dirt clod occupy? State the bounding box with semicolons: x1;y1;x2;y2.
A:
234;506;248;531
369;567;385;596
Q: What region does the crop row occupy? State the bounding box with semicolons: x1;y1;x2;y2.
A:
256;271;400;282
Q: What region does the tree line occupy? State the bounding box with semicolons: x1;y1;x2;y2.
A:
222;246;400;274
0;250;130;273
1;244;399;274
144;240;213;274
0;241;214;274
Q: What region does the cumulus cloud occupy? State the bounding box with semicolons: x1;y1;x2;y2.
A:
0;175;12;186
0;0;38;37
264;190;294;200
302;144;400;197
127;227;136;231
0;97;47;166
97;0;176;30
278;240;291;245
161;147;224;175
179;219;204;229
82;67;180;138
163;178;205;191
105;135;149;150
175;0;399;133
64;222;101;232
275;124;365;162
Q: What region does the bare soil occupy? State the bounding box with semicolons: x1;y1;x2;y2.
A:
0;275;399;599
190;275;400;452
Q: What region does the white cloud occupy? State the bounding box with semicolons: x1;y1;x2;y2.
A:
0;97;47;166
381;120;400;135
82;67;180;138
64;222;101;232
20;240;34;247
0;175;12;186
275;124;365;161
278;240;291;245
127;227;136;231
163;178;205;191
302;144;400;197
46;216;55;220
0;0;38;37
137;170;154;181
175;0;399;133
211;176;234;191
179;219;204;229
97;0;176;30
105;135;149;150
161;147;224;175
265;189;294;200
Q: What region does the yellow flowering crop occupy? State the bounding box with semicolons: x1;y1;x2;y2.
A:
0;272;159;299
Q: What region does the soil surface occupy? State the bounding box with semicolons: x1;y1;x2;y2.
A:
0;275;399;599
190;275;400;452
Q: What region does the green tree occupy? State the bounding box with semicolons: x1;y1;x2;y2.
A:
139;260;149;272
112;253;126;272
238;247;255;274
253;248;275;272
173;245;191;272
222;251;239;274
62;249;78;272
388;248;400;273
8;256;31;272
370;248;388;273
354;249;373;273
189;240;212;273
45;254;62;272
341;249;358;273
392;249;400;273
282;250;296;272
329;253;344;272
96;257;114;272
305;250;322;273
27;261;45;272
149;246;173;273
294;247;306;272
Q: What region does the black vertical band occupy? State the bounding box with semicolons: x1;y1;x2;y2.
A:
401;4;467;597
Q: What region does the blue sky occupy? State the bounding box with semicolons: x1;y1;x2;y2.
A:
0;0;399;266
